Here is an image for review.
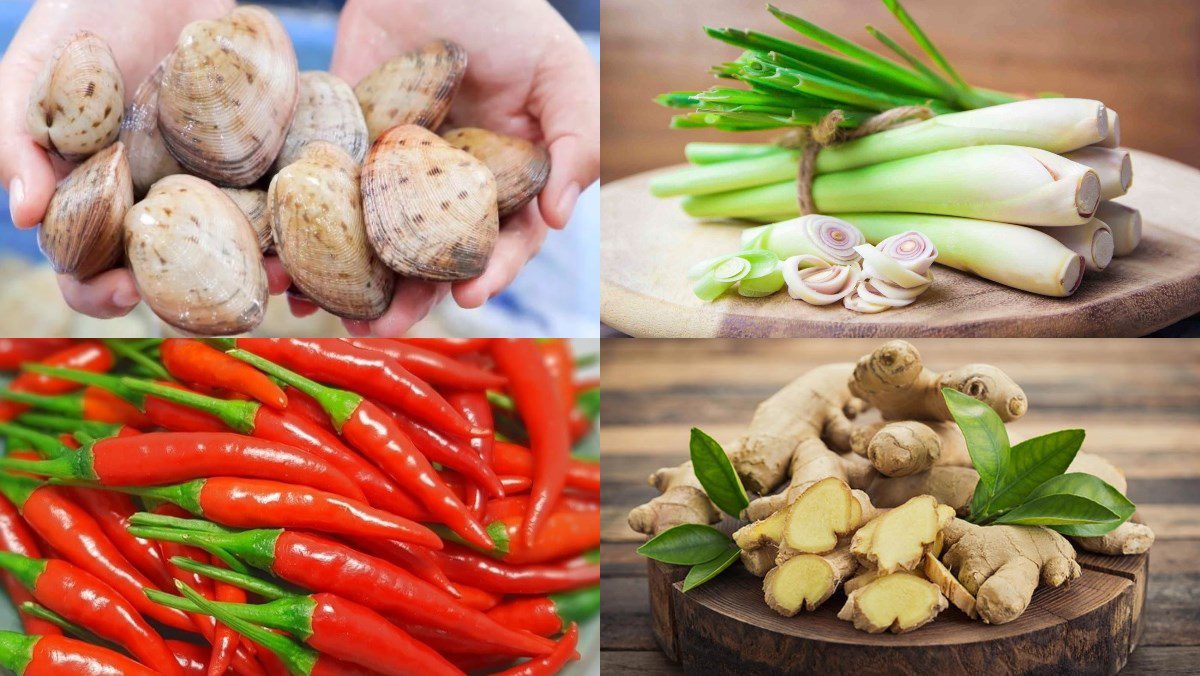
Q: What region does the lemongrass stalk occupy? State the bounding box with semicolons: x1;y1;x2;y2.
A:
837;213;1085;296
1035;219;1113;272
1095;201;1141;257
685;143;785;165
1062;147;1131;200
684;146;1100;226
1092;109;1121;148
654;99;1108;197
742;214;864;264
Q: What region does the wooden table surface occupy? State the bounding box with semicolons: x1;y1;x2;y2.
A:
600;339;1200;674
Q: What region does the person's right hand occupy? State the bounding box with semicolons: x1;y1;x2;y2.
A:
0;0;235;318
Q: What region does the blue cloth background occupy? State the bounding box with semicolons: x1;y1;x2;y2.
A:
0;0;600;337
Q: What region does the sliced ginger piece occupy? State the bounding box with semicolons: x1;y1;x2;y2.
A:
733;504;789;551
851;495;954;573
843;567;884;595
924;553;977;619
763;544;857;616
775;477;864;561
837;572;948;634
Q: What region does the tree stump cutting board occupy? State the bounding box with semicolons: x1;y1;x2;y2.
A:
647;548;1148;675
601;150;1200;337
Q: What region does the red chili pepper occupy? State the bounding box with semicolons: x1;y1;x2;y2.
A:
61;487;174;592
229;338;477;437
228;350;494;550
448;391;495;521
162;339;288;410
0;475;193;631
444;474;532;500
209;561;243;676
347;538;459;597
493;442;600;494
10;341;114;399
284;387;333;431
429;543;600;595
0;339;74;371
128;518;556;658
0;495;61;637
168;640;210;676
484;495;598;523
0;632;159;675
388;409;504;497
346;339;506;390
490;340;572;547
0;551;183;675
447;582;502;611
0;432;363;501
538;339;575;408
494;623;580;676
119;477;441;547
395;338;492;356
487;587;600;637
493;510;601;565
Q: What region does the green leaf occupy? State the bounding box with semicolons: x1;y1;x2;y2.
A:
977;429;1085;521
992;493;1120;528
1016;472;1135;536
682;543;741;592
941;388;1009;519
637;524;733;565
689;428;750;517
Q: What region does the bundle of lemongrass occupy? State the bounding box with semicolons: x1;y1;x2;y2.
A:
657;2;1142;306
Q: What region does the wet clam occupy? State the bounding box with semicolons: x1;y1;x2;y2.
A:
27;31;124;161
119;61;184;197
443;128;550;218
221;188;272;252
274;72;368;171
124;175;268;335
354;40;467;143
157;6;299;187
269;142;393;319
362;125;498;281
39;141;133;279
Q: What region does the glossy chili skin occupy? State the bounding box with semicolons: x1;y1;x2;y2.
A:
208;561;244;676
166;640;208;676
26;635;159;676
484;494;598;522
493;442;600;494
0;496;60;637
494;510;601;564
0;339;74;370
80;388;152;427
144;384;232;433
388;411;503;496
283;387;334;431
346;339;506;390
487;587;600;638
495;624;579;676
431;543;601;595
162;339;288;410
396;338;491;356
236;338;475;437
0;342;111;422
61;487;174;592
447;391;494;521
349;538;458;596
307;593;463;676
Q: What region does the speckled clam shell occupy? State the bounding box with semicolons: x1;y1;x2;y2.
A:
221;188;272;252
39;141;132;279
124;175;268;335
274;72;368;171
158;6;299;187
119;62;184;197
354;40;467;143
362;125;498;281
26;31;124;162
269;142;393;319
443;128;550;218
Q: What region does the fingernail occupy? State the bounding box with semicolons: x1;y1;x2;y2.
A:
556;182;581;227
8;177;24;227
111;286;139;309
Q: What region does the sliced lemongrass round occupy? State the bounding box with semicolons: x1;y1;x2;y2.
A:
687;252;738;281
713;257;752;283
744;214;864;264
692;270;736;302
856;276;930;306
783;255;860;305
854;244;931;289
843;283;891;313
877;231;938;275
736;250;785;297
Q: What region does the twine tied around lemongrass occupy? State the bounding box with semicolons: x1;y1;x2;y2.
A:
777;106;933;215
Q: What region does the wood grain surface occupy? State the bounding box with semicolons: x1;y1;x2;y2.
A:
599;339;1200;674
599;151;1200;337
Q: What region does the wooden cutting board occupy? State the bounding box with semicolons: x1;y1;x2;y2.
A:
601;150;1200;337
647;543;1148;675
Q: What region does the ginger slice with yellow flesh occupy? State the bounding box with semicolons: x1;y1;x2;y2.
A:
851;496;954;573
924;553;977;619
837;572;948;633
763;543;857;616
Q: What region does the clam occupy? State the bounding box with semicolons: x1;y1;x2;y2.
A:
119;61;184;197
354;40;467;143
26;31;124;161
124;175;268;335
362;125;498;281
39;141;133;279
221;188;272;252
443;128;550;218
157;6;299;187
274;72;368;171
269;142;393;319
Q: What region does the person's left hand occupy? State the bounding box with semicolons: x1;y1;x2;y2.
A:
328;0;599;336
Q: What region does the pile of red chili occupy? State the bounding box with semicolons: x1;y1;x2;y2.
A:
0;338;599;676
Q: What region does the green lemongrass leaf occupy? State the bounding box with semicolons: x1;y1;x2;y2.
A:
942;388;1009;520
881;0;968;89
977;429;1085;520
689;427;749;517
992;493;1120;529
1017;472;1135;536
865;25;960;103
637;524;733;565
682;543;742;592
656;91;702;109
737;55;916;112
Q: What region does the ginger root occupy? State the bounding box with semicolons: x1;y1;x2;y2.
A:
837;572;948;633
924;553;977;619
627;461;722;535
843;568;884;595
1074;521;1155;555
740;545;779;578
851;496;955;573
763;543;857;616
941;519;1081;625
776;478;875;562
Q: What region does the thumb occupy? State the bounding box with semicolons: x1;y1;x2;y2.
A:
0;54;58;230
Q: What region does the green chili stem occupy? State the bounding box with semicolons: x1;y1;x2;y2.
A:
103;340;172;382
119;378;257;433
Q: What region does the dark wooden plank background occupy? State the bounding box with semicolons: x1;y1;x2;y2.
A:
599;339;1200;674
600;0;1200;182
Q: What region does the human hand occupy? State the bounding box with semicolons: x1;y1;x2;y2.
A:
330;0;598;335
0;0;237;318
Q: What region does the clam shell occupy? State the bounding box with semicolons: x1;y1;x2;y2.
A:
362;125;498;281
274;71;368;171
158;6;299;187
39;141;133;279
443;128;550;218
354;40;466;143
221;188;272;252
269;142;393;319
124;174;268;335
26;31;124;162
119;62;184;197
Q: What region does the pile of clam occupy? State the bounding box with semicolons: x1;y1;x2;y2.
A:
31;6;549;335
